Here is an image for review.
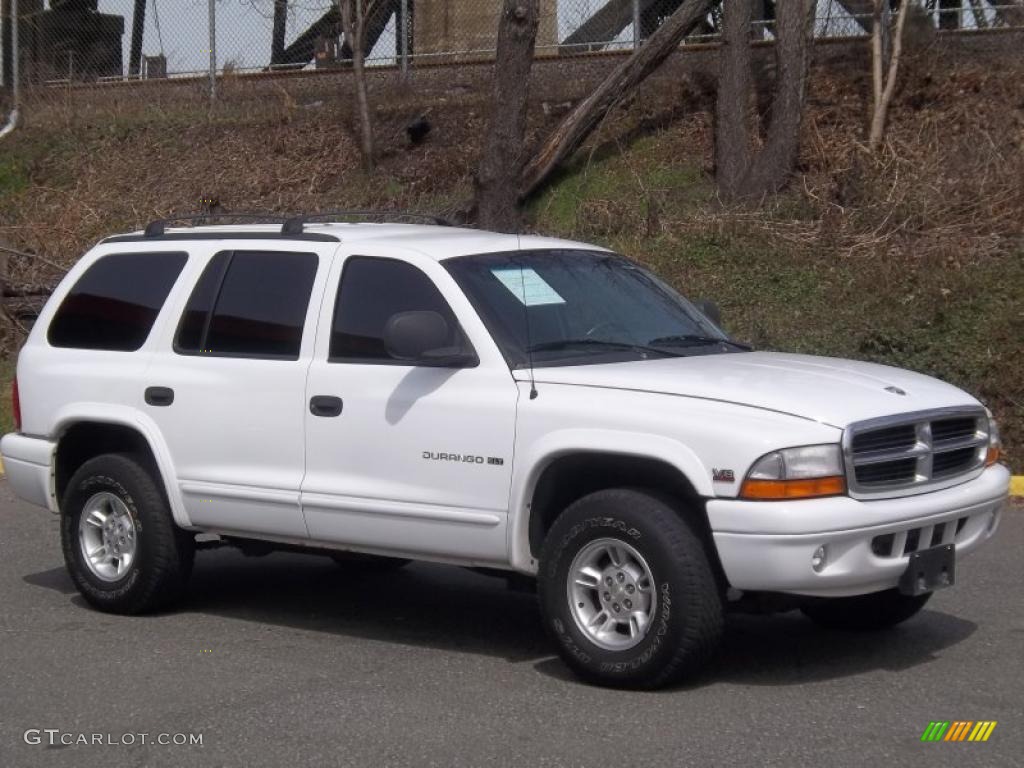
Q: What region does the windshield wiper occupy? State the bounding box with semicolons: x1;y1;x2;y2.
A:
527;339;683;358
648;334;753;351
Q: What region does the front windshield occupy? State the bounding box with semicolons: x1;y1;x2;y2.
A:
444;249;747;369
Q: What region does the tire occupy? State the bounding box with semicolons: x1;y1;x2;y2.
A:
329;552;411;572
538;488;724;689
801;588;932;631
60;453;194;615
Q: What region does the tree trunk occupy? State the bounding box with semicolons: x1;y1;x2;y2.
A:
868;0;910;153
341;0;375;173
742;0;816;197
715;0;754;200
272;0;288;66
519;0;715;201
476;0;541;233
715;0;816;201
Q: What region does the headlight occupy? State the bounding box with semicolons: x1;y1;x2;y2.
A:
740;444;846;500
985;411;1002;467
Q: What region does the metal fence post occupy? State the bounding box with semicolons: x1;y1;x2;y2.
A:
400;0;409;76
0;0;5;90
633;0;641;49
208;0;217;104
0;0;19;140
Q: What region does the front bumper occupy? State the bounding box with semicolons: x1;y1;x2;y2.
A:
1;433;57;512
708;465;1009;597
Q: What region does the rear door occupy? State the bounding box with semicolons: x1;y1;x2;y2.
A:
301;248;519;565
144;242;334;539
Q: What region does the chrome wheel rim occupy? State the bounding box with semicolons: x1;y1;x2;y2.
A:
78;492;137;582
567;537;657;651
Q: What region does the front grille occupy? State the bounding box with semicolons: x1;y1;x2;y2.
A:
855;458;916;485
932;447;977;477
932;417;977;443
851;424;916;454
845;408;988;497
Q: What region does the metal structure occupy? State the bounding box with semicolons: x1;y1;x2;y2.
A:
0;0;18;140
0;0;1020;110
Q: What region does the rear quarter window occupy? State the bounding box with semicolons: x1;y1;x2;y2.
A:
47;252;188;351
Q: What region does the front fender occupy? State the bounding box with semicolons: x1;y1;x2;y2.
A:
507;428;711;573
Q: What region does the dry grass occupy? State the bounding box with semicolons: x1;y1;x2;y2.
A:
0;38;1021;466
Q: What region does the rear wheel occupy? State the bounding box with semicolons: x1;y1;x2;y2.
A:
801;588;932;630
538;488;724;689
61;454;194;614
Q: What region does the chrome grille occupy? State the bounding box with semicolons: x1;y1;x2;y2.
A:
844;407;989;498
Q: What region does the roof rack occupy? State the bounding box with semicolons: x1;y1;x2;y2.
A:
142;210;456;239
144;213;292;238
280;210;455;235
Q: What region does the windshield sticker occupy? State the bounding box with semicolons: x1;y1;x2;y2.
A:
491;268;566;307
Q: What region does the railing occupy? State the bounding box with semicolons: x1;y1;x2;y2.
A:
1;0;1021;100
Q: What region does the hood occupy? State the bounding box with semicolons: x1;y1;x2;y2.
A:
516;352;981;427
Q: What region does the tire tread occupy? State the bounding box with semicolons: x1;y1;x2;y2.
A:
61;453;193;615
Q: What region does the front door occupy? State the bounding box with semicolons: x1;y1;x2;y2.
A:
301;251;518;565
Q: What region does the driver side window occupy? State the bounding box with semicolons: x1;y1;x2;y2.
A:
330;256;463;364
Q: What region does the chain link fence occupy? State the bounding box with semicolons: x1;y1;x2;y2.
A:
1;1;1022;114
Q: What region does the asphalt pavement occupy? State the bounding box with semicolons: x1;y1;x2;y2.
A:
1;481;1021;768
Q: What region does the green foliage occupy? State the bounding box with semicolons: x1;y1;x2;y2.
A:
531;136;1023;470
0;157;29;198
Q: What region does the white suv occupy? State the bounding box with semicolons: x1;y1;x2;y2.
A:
1;215;1009;689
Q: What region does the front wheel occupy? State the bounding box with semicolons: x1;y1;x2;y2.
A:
801;588;932;630
538;489;724;689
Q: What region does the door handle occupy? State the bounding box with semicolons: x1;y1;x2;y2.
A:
145;386;175;407
310;395;343;418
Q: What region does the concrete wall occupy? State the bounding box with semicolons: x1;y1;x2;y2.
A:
414;0;559;60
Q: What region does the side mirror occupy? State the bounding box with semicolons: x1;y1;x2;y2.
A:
383;310;477;368
695;299;722;328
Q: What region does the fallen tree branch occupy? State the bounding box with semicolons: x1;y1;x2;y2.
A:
0;244;69;273
517;0;715;202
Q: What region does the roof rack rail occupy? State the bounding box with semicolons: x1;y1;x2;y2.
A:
280;210;455;235
144;213;292;238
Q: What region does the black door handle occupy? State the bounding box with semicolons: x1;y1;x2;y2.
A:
145;386;174;407
310;395;343;417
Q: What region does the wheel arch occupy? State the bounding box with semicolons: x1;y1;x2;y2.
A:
51;408;189;528
508;432;719;575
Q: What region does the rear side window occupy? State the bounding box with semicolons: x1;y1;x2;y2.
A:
175;250;318;360
330;256;460;363
48;252;187;351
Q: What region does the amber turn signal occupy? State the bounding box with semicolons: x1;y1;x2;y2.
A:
740;475;847;500
985;445;1001;467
